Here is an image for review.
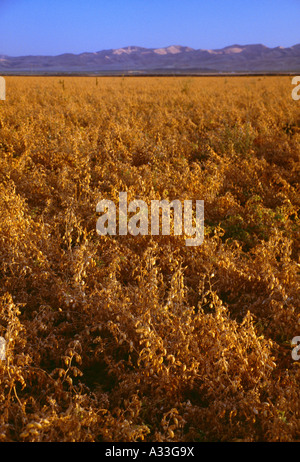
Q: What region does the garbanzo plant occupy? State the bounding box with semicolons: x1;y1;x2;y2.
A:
0;75;299;441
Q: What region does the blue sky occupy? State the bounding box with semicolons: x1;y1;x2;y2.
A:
0;0;299;56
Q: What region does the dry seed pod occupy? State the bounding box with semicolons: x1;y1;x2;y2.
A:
168;429;175;438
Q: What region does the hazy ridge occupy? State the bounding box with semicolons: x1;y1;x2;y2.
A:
1;43;300;73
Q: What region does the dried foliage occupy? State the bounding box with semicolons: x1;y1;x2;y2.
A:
0;76;299;441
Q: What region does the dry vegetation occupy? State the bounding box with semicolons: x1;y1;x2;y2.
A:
0;76;299;442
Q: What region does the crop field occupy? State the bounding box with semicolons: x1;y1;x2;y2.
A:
0;76;299;442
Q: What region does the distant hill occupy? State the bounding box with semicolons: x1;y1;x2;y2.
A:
1;43;300;74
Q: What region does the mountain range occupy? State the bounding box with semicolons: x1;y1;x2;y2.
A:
1;43;300;74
